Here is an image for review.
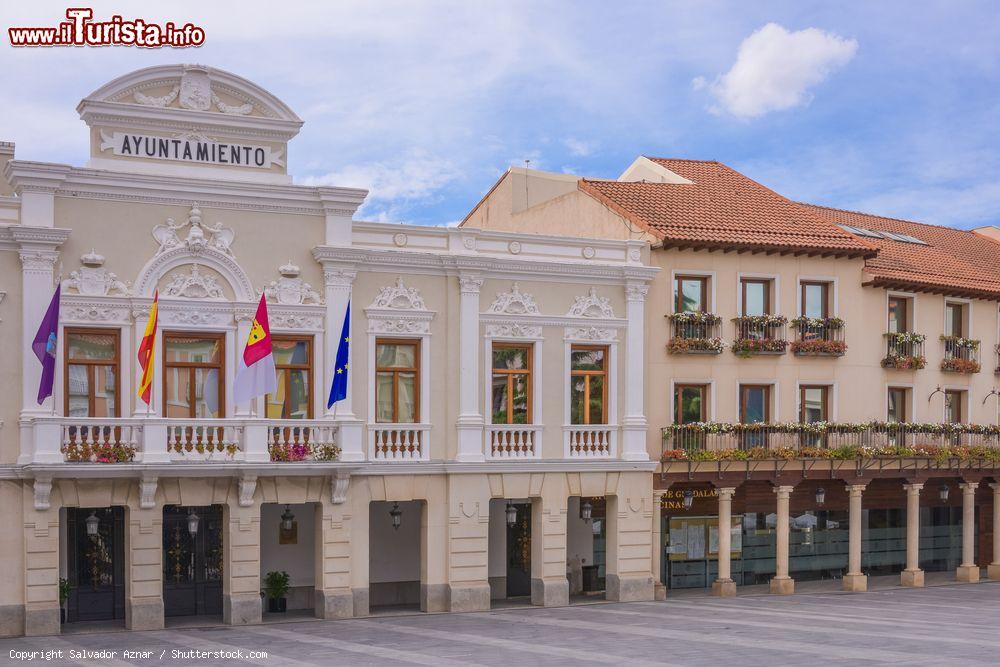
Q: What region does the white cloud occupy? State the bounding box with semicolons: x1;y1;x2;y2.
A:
563;137;595;157
698;23;857;119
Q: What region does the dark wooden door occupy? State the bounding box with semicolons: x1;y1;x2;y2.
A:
506;503;532;597
163;505;224;617
66;507;125;622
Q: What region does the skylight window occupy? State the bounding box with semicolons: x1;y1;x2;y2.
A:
837;225;927;245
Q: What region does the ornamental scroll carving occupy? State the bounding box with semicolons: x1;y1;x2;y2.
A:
64;250;130;297
486;283;539;315
566;287;615;319
161;264;225;300
264;262;321;305
369;277;427;311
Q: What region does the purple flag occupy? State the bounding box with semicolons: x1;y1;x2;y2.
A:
32;285;60;404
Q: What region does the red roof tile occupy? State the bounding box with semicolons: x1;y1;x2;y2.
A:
804;204;1000;299
579;158;876;257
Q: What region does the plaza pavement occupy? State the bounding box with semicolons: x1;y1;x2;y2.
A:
3;579;998;666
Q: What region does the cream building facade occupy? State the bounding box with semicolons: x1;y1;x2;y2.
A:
0;65;659;637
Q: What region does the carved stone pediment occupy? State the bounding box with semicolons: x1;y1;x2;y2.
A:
369;277;426;311
567;287;615;319
487;283;539;315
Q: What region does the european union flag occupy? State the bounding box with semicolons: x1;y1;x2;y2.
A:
327;301;350;409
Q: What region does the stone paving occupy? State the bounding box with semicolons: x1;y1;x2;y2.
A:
4;580;999;666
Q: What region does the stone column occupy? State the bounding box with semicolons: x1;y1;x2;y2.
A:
322;267;363;462
621;281;650;461
989;483;1000;580
446;475;490;611
843;484;868;592
421;491;449;613
770;485;795;595
125;501;164;630
956;481;980;583
22;481;60;636
712;487;737;597
530;494;569;607
604;472;655;602
223;499;262;625
456;274;485;462
901;483;924;587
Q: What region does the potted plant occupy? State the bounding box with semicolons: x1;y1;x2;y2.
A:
59;578;71;624
263;570;290;613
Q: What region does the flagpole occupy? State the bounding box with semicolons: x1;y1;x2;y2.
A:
51;271;61;418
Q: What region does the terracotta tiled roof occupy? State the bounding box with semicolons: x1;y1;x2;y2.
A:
804;204;1000;299
578;158;876;257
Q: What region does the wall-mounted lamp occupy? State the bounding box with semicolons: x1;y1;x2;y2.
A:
187;509;200;537
389;502;402;530
280;505;295;531
580;500;593;522
815;487;826;506
85;511;100;538
682;489;694;511
982;388;1000;405
927;386;944;404
939;484;950;503
506;502;518;526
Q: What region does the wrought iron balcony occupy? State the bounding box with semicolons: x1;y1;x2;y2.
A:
661;422;1000;458
940;336;981;373
881;332;926;370
731;315;788;357
790;317;847;356
666;312;723;354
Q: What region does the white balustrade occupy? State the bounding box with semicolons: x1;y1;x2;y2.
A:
166;420;244;461
487;425;541;459
564;425;617;458
59;418;143;463
267;420;341;461
368;424;430;461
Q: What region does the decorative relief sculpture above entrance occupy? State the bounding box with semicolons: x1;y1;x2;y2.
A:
161;264;225;300
152;204;235;256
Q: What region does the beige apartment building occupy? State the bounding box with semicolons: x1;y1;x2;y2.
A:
464;156;1000;597
0;65;659;637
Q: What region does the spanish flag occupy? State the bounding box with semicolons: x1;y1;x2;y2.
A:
233;293;277;404
137;291;158;405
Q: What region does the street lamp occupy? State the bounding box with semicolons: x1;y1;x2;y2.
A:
682;490;694;511
281;505;295;531
939;484;950;503
389;502;402;530
580;500;593;522
85;511;100;538
187;509;200;537
506;502;518;526
815;487;826;506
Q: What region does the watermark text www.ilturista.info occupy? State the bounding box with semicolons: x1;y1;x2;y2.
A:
8;8;205;48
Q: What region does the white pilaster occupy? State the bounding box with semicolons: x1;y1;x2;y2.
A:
456;274;485;462
317;188;367;246
621;281;650;461
323;267;363;462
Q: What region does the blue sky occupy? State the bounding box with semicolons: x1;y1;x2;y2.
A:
2;1;998;228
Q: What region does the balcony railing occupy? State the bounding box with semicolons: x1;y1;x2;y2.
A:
564;425;617;458
731;316;788;357
941;336;981;373
666;312;723;354
662;422;1000;457
882;332;926;370
30;417;342;464
486;425;541;459
368;423;430;461
790;317;846;356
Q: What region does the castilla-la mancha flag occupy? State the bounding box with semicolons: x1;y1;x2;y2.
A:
233;293;277;404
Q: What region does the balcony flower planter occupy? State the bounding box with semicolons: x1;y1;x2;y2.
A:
668;312;722;325
731;338;788;357
169;441;240;458
881;354;926;370
940;357;981;374
666;337;724;354
790;339;847;356
269;443;342;462
731;315;788;357
62;442;137;463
